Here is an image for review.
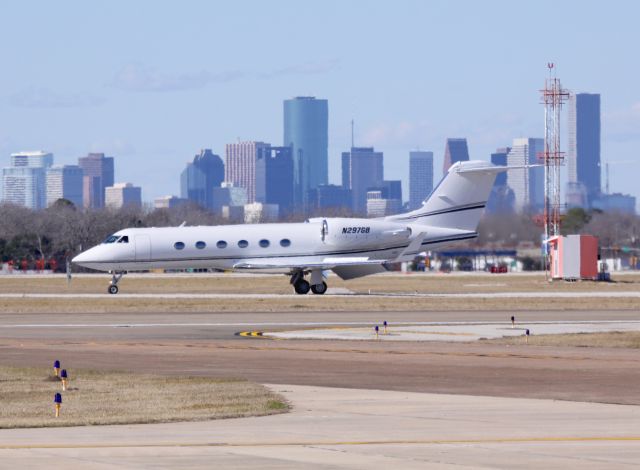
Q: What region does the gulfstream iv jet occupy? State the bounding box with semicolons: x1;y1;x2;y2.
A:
73;160;504;294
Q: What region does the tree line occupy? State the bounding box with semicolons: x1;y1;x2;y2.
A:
0;200;637;272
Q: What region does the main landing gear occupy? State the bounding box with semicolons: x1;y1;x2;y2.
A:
291;270;327;295
108;271;124;294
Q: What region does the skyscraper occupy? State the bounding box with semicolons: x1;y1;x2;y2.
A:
567;93;601;206
307;184;352;212
409;151;434;210
180;149;224;211
487;147;514;214
283;96;328;209
225;141;269;204
2;151;53;209
507;138;544;212
442;138;469;175
46;165;84;207
341;147;384;214
255;146;294;216
105;183;142;209
78;152;114;209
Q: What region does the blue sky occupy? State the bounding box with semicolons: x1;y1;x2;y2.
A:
1;0;638;204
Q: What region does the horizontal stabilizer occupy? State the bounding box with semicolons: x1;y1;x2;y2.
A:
396;232;426;259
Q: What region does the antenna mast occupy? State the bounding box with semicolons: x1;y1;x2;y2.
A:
540;63;569;241
351;119;355;149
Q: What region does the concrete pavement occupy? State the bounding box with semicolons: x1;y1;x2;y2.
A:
1;384;639;469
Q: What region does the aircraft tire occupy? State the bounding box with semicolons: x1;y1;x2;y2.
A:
108;285;119;295
311;282;327;295
294;279;310;295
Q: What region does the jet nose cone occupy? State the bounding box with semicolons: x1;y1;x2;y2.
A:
71;252;86;264
72;247;97;266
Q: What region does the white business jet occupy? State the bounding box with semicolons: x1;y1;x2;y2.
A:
73;160;504;295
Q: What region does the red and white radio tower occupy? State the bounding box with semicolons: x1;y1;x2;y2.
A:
540;63;570;243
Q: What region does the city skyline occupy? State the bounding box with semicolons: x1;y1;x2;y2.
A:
0;1;639;208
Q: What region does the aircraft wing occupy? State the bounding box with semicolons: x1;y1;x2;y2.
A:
233;256;390;280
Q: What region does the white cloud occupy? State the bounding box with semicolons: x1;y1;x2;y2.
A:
8;87;105;108
109;63;246;92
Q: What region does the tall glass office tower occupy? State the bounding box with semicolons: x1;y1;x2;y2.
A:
567;93;601;207
181;148;224;210
442;138;469;175
409;151;434;210
283;96;328;210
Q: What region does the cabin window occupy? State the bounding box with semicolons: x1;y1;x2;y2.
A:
216;240;227;249
195;241;206;249
259;239;270;248
174;242;185;250
117;236;129;244
238;240;249;248
103;235;119;244
280;239;291;247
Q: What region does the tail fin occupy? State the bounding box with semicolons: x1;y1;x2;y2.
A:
387;160;504;231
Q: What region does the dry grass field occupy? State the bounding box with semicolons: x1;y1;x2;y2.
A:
0;366;287;428
1;272;639;295
484;331;640;349
0;272;638;313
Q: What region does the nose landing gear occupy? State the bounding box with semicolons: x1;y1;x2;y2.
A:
108;271;124;294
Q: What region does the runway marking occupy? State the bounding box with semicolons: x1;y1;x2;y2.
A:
3;436;640;449
2;320;639;329
236;331;264;337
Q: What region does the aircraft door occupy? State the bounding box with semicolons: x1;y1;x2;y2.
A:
135;235;151;261
321;219;328;242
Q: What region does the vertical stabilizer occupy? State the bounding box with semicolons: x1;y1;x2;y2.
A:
387;161;502;231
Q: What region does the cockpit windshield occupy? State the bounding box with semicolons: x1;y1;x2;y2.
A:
103;235;129;244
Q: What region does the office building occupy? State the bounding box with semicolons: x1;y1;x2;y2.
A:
225;141;270;204
486;147;514;214
592;193;636;215
283;96;328;209
46;165;83;207
442;138;469;175
409;151;434;210
565;182;588;209
180;149;224;211
78;152;114;209
307;184;352;212
2;151;53;210
366;190;402;217
255;145;294;216
10;150;54;168
105;183;142;209
506;138;544;212
567;93;601;206
342;147;384;215
212;182;248;215
244;202;279;223
154;195;187;209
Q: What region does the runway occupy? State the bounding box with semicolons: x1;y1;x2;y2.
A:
1;290;640;298
1;309;639;404
2;306;640;467
1;385;639;469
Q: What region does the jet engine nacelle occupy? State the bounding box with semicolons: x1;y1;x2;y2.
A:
315;218;412;246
